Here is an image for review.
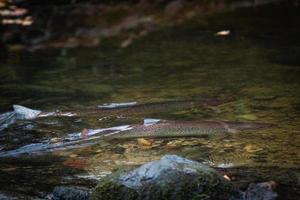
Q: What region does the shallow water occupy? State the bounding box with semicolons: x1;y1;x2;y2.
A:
0;2;300;199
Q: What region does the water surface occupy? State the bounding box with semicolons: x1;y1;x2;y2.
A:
0;3;299;199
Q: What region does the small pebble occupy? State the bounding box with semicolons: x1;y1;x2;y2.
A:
137;138;153;146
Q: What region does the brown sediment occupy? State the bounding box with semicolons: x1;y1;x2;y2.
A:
63;158;88;170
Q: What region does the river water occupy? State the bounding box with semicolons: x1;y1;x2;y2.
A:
0;2;299;199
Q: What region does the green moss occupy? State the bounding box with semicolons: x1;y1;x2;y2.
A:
91;177;138;200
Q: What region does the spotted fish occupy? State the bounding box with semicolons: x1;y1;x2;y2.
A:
0;120;272;157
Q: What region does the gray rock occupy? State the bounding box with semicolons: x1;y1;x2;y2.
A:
91;155;243;200
0;193;17;200
50;186;90;200
91;155;278;200
0;191;38;200
244;181;278;200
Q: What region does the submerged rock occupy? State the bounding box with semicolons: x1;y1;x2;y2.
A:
0;191;36;200
0;193;19;200
244;181;278;200
49;186;90;200
91;155;243;200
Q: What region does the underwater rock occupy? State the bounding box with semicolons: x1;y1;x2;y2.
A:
0;191;35;199
50;186;90;200
0;193;18;200
91;155;243;200
137;138;153;147
244;181;278;200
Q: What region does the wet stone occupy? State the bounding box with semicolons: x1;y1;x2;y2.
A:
91;155;278;200
244;144;264;153
137;138;153;147
244;181;277;200
111;146;126;154
0;191;35;200
91;155;243;200
49;186;90;200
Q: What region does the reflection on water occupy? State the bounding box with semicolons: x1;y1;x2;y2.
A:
0;2;300;199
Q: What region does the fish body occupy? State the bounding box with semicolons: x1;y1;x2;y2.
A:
110;121;226;139
71;96;235;118
0;97;233;130
107;120;272;139
0;120;272;157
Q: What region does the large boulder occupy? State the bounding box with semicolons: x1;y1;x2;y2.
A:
91;155;244;200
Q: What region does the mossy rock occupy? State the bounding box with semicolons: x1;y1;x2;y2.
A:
91;176;138;200
91;155;243;200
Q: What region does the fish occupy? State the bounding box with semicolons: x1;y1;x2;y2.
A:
70;96;235;118
0;105;76;131
64;97;236;118
108;120;272;139
0;96;234;130
0;120;272;157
